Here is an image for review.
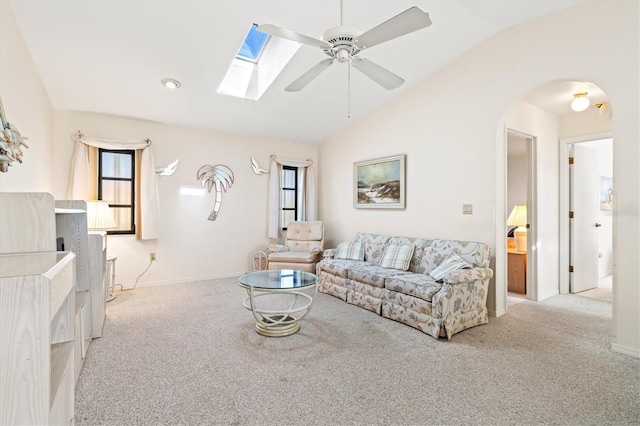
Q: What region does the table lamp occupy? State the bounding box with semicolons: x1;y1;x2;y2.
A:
86;200;117;231
507;205;527;252
86;200;118;301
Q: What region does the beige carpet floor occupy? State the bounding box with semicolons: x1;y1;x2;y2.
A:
75;277;639;425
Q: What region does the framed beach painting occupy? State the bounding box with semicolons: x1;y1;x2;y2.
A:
354;154;405;209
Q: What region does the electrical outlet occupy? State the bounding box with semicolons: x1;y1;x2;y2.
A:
150;252;156;262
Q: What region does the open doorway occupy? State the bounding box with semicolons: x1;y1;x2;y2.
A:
560;135;613;302
506;130;535;300
497;80;612;320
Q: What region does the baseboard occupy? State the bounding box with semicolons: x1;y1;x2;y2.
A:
488;308;506;317
123;272;244;289
611;343;640;359
537;289;560;301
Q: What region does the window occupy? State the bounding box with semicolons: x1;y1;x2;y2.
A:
281;166;298;230
236;24;270;63
217;23;300;100
98;148;135;234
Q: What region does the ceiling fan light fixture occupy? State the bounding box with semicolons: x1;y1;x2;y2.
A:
571;92;589;112
161;78;181;89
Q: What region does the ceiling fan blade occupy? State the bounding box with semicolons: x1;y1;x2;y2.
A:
354;6;432;50
285;58;335;92
257;24;332;49
351;57;404;90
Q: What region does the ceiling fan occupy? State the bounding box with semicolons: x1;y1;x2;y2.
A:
257;3;432;93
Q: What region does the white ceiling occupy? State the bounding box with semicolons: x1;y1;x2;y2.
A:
10;0;588;144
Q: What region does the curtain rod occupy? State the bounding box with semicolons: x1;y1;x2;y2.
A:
270;153;313;164
75;130;152;145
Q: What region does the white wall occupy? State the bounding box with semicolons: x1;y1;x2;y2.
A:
0;2;53;192
560;105;614;139
53;110;317;287
318;1;639;356
506;133;528;213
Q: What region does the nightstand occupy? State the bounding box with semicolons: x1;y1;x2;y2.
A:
507;249;526;294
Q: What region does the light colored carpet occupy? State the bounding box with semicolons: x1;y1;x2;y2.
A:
577;275;613;303
75;278;640;425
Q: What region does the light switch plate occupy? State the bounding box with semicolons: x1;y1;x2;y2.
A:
463;204;473;214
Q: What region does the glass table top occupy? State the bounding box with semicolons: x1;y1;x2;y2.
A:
237;269;318;290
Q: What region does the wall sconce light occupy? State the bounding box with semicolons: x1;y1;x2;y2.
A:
507;205;527;252
571;92;590;112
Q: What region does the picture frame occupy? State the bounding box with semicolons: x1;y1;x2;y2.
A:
599;175;613;211
354;154;405;209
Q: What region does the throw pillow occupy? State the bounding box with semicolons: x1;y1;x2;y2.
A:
429;252;473;281
334;241;365;261
378;244;415;271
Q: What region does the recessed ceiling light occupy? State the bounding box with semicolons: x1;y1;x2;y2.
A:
161;78;181;89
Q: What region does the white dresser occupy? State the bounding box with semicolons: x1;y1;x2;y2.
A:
0;251;76;425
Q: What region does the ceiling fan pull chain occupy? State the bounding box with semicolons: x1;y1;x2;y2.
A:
347;61;351;118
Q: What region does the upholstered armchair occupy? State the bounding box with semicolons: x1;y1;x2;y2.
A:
268;221;324;273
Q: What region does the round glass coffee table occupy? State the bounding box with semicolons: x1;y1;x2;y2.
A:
237;269;319;337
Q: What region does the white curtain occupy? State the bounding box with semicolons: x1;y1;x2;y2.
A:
68;135;160;240
268;157;316;239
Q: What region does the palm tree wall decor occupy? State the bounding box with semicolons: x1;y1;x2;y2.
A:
197;164;234;221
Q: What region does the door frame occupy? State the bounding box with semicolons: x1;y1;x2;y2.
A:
559;131;613;294
506;128;538;301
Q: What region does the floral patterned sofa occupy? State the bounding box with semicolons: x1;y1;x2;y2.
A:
316;232;493;339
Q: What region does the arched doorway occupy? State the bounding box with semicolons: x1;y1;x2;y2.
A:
499;79;613;314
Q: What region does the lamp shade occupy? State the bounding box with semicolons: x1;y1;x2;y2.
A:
86;200;117;230
507;205;527;252
507;205;527;227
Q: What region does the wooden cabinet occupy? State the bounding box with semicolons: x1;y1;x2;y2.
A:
508;250;527;294
0;251;76;425
88;232;107;337
74;290;91;383
56;202;108;339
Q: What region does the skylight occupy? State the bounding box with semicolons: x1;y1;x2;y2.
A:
236;24;270;63
217;24;301;101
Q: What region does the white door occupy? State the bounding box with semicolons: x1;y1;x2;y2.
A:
570;144;600;293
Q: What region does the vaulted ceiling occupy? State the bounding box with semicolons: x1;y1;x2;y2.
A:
10;0;587;144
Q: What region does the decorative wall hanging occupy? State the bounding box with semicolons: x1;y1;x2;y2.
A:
600;175;613;211
251;157;269;175
155;159;179;176
0;98;29;173
354;154;405;209
197;164;234;221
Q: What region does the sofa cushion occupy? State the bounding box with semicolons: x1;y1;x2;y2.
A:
378;244;414;271
420;239;490;273
429;252;473;280
318;259;366;278
347;264;410;288
268;250;318;263
334;241;365;261
385;274;442;302
353;232;390;265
